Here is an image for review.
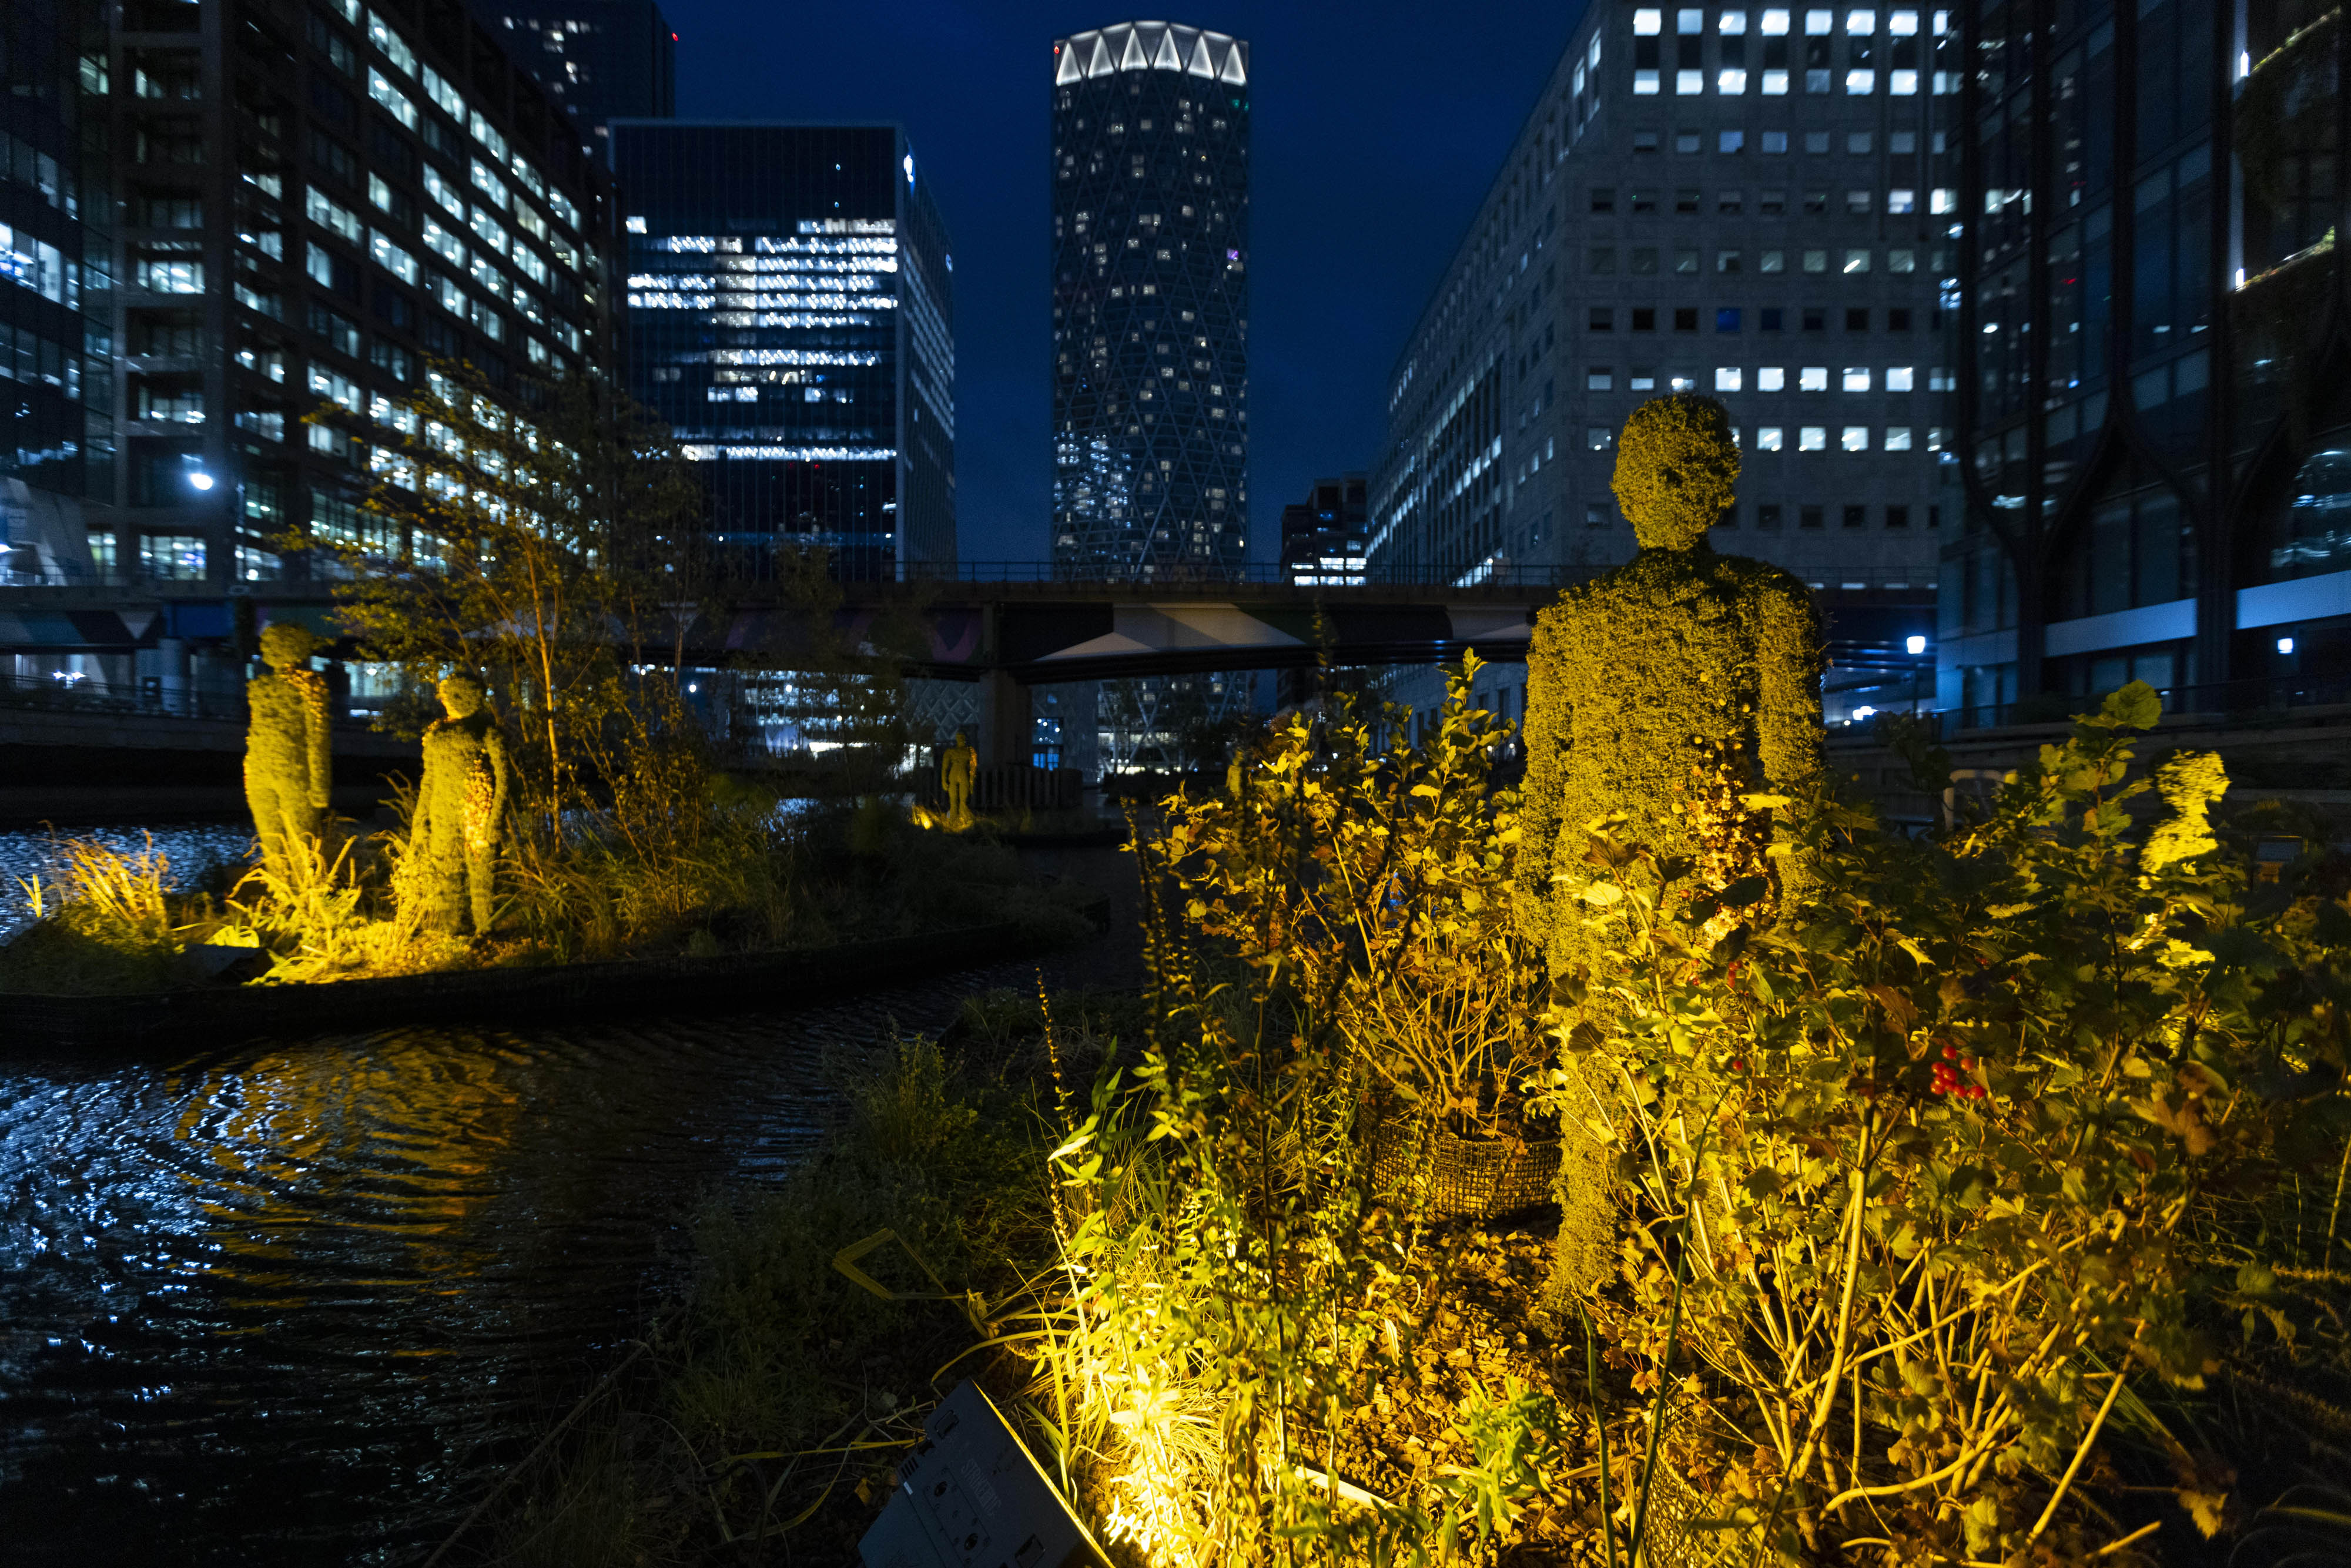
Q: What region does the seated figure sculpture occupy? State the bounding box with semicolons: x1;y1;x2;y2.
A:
409;674;512;937
244;622;333;873
1516;393;1826;1300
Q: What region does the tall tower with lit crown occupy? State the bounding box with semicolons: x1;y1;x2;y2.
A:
1049;21;1249;579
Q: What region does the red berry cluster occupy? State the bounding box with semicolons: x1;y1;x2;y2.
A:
1930;1043;1988;1101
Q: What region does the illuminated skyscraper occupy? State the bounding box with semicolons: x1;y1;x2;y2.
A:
611;123;956;576
1050;21;1249;578
472;0;677;139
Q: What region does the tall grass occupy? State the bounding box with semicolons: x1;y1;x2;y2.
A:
0;834;207;994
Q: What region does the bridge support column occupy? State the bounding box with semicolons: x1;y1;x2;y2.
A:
979;669;1029;770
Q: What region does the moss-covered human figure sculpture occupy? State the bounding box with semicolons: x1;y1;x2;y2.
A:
245;622;333;872
940;729;977;832
409;674;511;937
1518;393;1826;1303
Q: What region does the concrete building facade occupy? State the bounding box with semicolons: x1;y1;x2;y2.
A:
1371;0;1962;601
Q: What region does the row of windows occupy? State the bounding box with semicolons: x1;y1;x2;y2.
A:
1587;364;1946;390
1634;68;1949;96
1631;8;1946;38
1615;129;1946;159
1588;305;1943;333
1592;189;1951;219
1588;423;1945;451
1590;246;1937;277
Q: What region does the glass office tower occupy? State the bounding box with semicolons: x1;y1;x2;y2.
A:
471;0;677;138
611;123;956;576
1940;0;2351;720
1050;21;1249;578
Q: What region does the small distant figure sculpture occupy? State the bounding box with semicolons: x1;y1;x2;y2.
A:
940;729;978;832
245;622;333;873
409;674;511;937
1516;394;1825;1301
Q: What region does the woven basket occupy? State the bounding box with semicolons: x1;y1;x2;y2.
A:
1635;1455;1759;1568
1358;1088;1561;1222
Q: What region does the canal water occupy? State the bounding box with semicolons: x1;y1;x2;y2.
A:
0;842;1142;1567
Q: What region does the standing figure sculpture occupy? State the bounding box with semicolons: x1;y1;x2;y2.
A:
245;622;333;873
1516;394;1826;1299
409;674;511;937
939;729;978;832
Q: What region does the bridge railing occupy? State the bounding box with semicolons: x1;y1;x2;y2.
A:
832;559;1603;589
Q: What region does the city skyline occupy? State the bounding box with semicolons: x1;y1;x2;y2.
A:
652;0;1598;564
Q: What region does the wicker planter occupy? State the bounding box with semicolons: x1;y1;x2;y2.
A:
1636;1454;1759;1568
1357;1088;1561;1222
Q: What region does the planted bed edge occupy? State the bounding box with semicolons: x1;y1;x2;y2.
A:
2;922;1045;1054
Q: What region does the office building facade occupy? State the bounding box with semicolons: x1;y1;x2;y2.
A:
471;0;675;140
1280;472;1368;586
2;0;106;591
612;122;956;577
1050;21;1249;579
92;0;612;592
1938;0;2351;720
1370;1;1961;598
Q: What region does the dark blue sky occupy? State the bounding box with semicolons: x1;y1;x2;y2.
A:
659;1;1591;562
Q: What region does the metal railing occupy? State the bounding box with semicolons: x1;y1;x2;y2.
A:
1935;674;2351;735
0;669;250;721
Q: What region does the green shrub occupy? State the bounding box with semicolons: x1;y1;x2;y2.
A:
1535;681;2351;1563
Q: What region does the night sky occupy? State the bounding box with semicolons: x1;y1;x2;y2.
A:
657;0;1593;564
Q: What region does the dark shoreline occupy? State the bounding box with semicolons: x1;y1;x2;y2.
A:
5;920;1054;1054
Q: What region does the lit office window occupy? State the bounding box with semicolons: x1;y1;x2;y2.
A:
1841;425;1869;451
1799;425;1827;450
1842;366;1871;391
1800;366;1828;390
1886;365;1914;390
1716;367;1743;391
1885;425;1914;449
1757;426;1784;449
1843;248;1871;273
1759;366;1786;390
1589;425;1614;450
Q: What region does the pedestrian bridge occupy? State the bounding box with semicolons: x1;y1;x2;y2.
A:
0;568;1934;685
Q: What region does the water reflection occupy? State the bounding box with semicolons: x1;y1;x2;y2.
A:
0;991;974;1567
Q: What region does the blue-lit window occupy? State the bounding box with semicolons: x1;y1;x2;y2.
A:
1717;307;1742;332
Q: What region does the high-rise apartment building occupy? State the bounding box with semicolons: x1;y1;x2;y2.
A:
1049;21;1249;579
611;123;956;576
1280;472;1367;587
470;0;675;141
1370;1;1961;598
1938;0;2351;721
3;0;107;592
89;0;613;591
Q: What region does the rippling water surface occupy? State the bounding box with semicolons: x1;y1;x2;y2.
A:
0;824;254;943
0;960;1076;1567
